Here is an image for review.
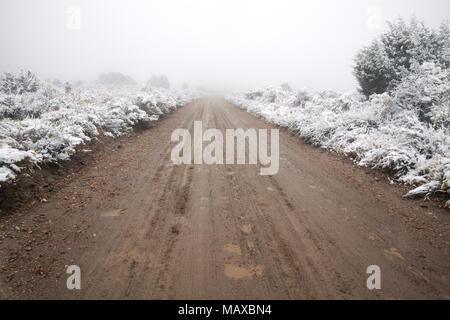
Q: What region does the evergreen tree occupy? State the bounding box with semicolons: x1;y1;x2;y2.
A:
354;17;450;97
353;40;395;96
147;75;170;89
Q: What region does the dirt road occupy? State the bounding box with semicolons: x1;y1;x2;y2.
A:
0;97;449;299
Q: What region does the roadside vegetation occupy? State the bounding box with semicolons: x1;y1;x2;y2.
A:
229;18;450;204
0;71;196;186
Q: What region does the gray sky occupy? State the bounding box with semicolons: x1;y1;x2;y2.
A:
0;0;449;92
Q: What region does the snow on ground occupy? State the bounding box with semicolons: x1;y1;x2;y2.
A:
0;79;197;186
228;63;450;199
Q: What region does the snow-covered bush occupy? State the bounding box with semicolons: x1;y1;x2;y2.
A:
394;62;450;126
354;18;450;97
1;71;39;95
228;62;450;199
0;74;197;186
136;88;177;118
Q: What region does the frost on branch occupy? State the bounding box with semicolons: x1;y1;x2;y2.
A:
1;70;39;95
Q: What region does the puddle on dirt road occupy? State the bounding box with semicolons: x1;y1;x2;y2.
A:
100;209;123;217
241;224;252;234
224;244;242;255
224;264;264;280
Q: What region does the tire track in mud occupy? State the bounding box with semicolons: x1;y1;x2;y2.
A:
213;102;317;298
131;105;201;298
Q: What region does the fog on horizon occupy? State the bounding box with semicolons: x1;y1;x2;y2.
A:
0;0;449;92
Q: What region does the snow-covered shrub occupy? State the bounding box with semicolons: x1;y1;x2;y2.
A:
394;62;450;126
354;18;450;97
0;76;197;186
135;87;179;119
228;63;450;199
0;71;39;95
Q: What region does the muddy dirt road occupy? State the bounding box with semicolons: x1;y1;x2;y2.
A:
0;97;449;299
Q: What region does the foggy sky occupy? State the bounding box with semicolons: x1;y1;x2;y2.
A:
0;0;449;92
